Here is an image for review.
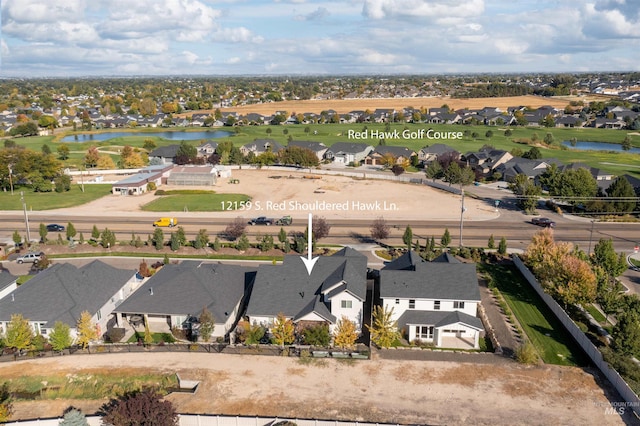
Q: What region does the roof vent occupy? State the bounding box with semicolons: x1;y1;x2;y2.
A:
11;293;15;302
149;287;154;296
299;291;304;298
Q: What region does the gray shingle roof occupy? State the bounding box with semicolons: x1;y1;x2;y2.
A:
0;260;136;327
384;250;425;271
380;262;480;302
115;261;256;323
397;310;483;330
0;270;18;293
326;142;373;154
149;144;180;158
246;249;367;321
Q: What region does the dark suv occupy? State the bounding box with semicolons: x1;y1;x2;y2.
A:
46;224;66;232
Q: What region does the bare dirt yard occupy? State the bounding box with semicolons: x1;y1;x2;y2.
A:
1;352;623;425
213;95;580;116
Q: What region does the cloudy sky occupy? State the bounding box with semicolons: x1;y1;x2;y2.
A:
1;0;639;77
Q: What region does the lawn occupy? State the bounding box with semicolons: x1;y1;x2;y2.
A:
585;304;607;323
479;263;589;366
0;184;112;210
141;190;251;212
127;332;176;344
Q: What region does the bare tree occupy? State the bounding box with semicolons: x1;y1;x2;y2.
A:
370;217;390;241
312;215;331;240
224;217;247;241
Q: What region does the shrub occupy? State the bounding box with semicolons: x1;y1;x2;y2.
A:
515;341;539;364
105;328;125;343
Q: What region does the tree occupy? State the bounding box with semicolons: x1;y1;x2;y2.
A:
99;389;178;426
592;238;627;277
236;233;250;251
278;227;287;246
97;155;116;170
259;234;274;252
175;141;198;165
391;164;405;176
169;232;180;251
612;311;640;357
54;174;71;192
424;160;443;181
370;217;390;242
488;235;495;249
312;215;331;240
621;135;632;151
57;144;70;160
367;305;400;348
605;176;636;213
224;217;246;241
49;321;73;352
91;225;101;241
101;228;116;248
508;173;541;214
5;314;34;350
0;383;12;423
198;307;215;343
302;323;330;346
76;311;97;349
333;316;358;349
402;225;413;249
152;227;164;250
66;222;77;241
41;144;52;155
39;223;48;242
143;320;153;345
522;147;542;160
59;407;89;426
441;228;451;248
193;229;209;249
498;237;508;255
271;313;295;347
84;146;100;168
12;229;21;247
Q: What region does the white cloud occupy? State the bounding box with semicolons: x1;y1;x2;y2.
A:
2;0;87;24
295;7;330;21
212;27;264;43
363;0;484;20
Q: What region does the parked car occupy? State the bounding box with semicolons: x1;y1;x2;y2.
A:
248;217;274;225
275;215;293;226
16;252;44;264
46;223;65;232
531;217;556;228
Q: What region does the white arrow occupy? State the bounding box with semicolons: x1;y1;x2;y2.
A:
300;213;319;275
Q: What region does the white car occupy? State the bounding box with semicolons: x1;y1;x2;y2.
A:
16;252;44;264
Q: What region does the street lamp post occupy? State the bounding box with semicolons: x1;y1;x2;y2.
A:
20;191;31;245
459;188;466;248
8;165;13;195
588;219;595;255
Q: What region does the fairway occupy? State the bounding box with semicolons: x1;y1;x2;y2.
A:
480;263;589;366
141;191;251;212
0;184;112;210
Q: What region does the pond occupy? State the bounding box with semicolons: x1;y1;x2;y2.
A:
561;140;640;154
61;130;232;143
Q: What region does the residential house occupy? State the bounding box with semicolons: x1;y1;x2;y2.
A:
494;157;560;182
245;247;367;334
0;269;18;301
324;142;374;164
113;261;256;340
379;251;483;349
462;149;513;176
240;139;284;156
288;140;328;161
149;144;181;165
197;141;218;158
418;144;459;165
365;146;417;166
0;261;140;340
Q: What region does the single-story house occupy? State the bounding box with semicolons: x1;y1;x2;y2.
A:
0;260;140;341
113;261;256;340
288;140;328;161
149;145;181;165
379;251;483;349
245;247;367;334
111;164;173;195
418;144;459;165
240;139;285;156
365;146;417;166
324;142;374;164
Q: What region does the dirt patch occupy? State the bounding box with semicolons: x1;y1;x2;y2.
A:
1;353;623;425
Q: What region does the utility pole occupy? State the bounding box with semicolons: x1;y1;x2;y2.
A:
20;191;31;245
8;165;13;195
588;219;595;255
459;187;466;248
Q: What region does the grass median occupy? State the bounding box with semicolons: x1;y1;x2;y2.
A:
479;263;589;366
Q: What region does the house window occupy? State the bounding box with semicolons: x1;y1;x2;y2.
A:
409;299;416;309
434;301;441;310
416;326;434;340
39;323;47;335
454;301;465;309
341;300;352;309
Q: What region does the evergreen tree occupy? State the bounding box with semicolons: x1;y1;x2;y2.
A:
59;408;89;426
236;233;250;251
212;236;221;251
170;232;180;251
498;237;508;255
39;223;48;243
91;225;100;241
66;222;77;241
152;227;164;250
402;226;413;249
49;321;72;352
488;234;495;249
441;228;451;248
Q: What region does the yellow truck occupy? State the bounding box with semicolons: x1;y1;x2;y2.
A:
153;217;178;227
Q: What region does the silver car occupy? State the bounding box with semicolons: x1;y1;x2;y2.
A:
16;252;44;264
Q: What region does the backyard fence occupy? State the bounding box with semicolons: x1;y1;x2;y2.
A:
512;255;640;418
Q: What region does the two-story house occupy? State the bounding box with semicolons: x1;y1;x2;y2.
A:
379;251;483;349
